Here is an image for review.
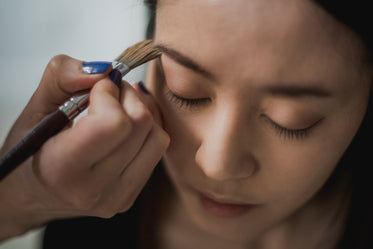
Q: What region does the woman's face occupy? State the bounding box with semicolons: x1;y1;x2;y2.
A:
149;0;371;242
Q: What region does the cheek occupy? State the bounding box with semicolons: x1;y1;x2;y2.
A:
260;106;363;211
263;149;337;205
252;141;342;225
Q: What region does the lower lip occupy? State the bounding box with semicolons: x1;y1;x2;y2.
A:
199;194;255;218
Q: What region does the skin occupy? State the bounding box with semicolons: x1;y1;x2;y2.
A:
145;0;372;248
0;0;371;248
0;57;169;240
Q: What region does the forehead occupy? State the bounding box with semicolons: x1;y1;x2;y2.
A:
157;0;313;35
156;0;330;51
155;0;367;92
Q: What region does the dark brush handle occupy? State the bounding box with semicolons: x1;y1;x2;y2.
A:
0;110;70;181
0;66;124;181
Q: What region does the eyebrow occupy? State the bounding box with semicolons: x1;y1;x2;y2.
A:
155;44;216;80
263;84;332;98
155;44;332;98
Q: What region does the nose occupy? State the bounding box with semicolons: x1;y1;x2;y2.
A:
195;104;258;181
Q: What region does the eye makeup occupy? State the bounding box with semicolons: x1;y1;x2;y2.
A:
165;82;324;140
158;56;212;110
158;50;326;141
262;115;324;140
166;89;211;109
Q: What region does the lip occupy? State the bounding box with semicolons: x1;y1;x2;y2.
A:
189;187;258;218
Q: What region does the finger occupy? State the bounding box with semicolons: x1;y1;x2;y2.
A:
72;82;157;215
35;78;130;184
118;124;169;212
38;81;160;214
2;57;113;149
91;82;154;177
96;124;169;215
86;83;168;215
133;81;164;126
120;123;169;178
29;56;112;115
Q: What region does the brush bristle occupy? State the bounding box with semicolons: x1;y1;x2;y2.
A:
115;39;161;69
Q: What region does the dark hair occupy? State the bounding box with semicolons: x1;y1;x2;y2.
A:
144;0;157;39
333;91;372;249
144;1;373;248
307;2;373;249
315;1;373;62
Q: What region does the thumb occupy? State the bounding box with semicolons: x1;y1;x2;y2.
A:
5;56;112;143
29;55;112;115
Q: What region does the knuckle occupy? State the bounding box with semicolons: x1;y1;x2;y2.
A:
95;209;117;219
94;202;125;219
35;160;72;189
102;112;133;138
161;131;171;149
129;102;154;126
96;191;139;217
47;54;70;74
155;126;171;150
70;190;101;212
119;196;137;213
119;203;132;213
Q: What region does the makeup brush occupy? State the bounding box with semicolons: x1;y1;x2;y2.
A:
0;39;161;181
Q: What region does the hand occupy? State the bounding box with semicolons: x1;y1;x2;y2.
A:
0;55;169;240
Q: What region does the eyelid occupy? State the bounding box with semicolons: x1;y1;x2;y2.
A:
166;89;211;109
262;115;324;140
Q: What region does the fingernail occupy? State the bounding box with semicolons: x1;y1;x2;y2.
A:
82;61;111;74
138;81;150;94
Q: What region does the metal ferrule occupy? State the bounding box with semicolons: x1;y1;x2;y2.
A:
112;61;130;76
59;62;128;120
59;93;89;120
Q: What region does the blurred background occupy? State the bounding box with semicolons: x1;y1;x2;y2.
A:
0;0;148;248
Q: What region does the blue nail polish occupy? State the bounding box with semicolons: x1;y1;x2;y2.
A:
138;81;150;94
82;61;111;74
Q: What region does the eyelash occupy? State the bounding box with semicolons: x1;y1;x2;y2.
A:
166;89;320;141
263;116;322;140
166;90;211;109
267;119;309;140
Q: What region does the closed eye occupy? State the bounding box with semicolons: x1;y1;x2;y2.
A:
166;90;211;109
262;115;323;140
